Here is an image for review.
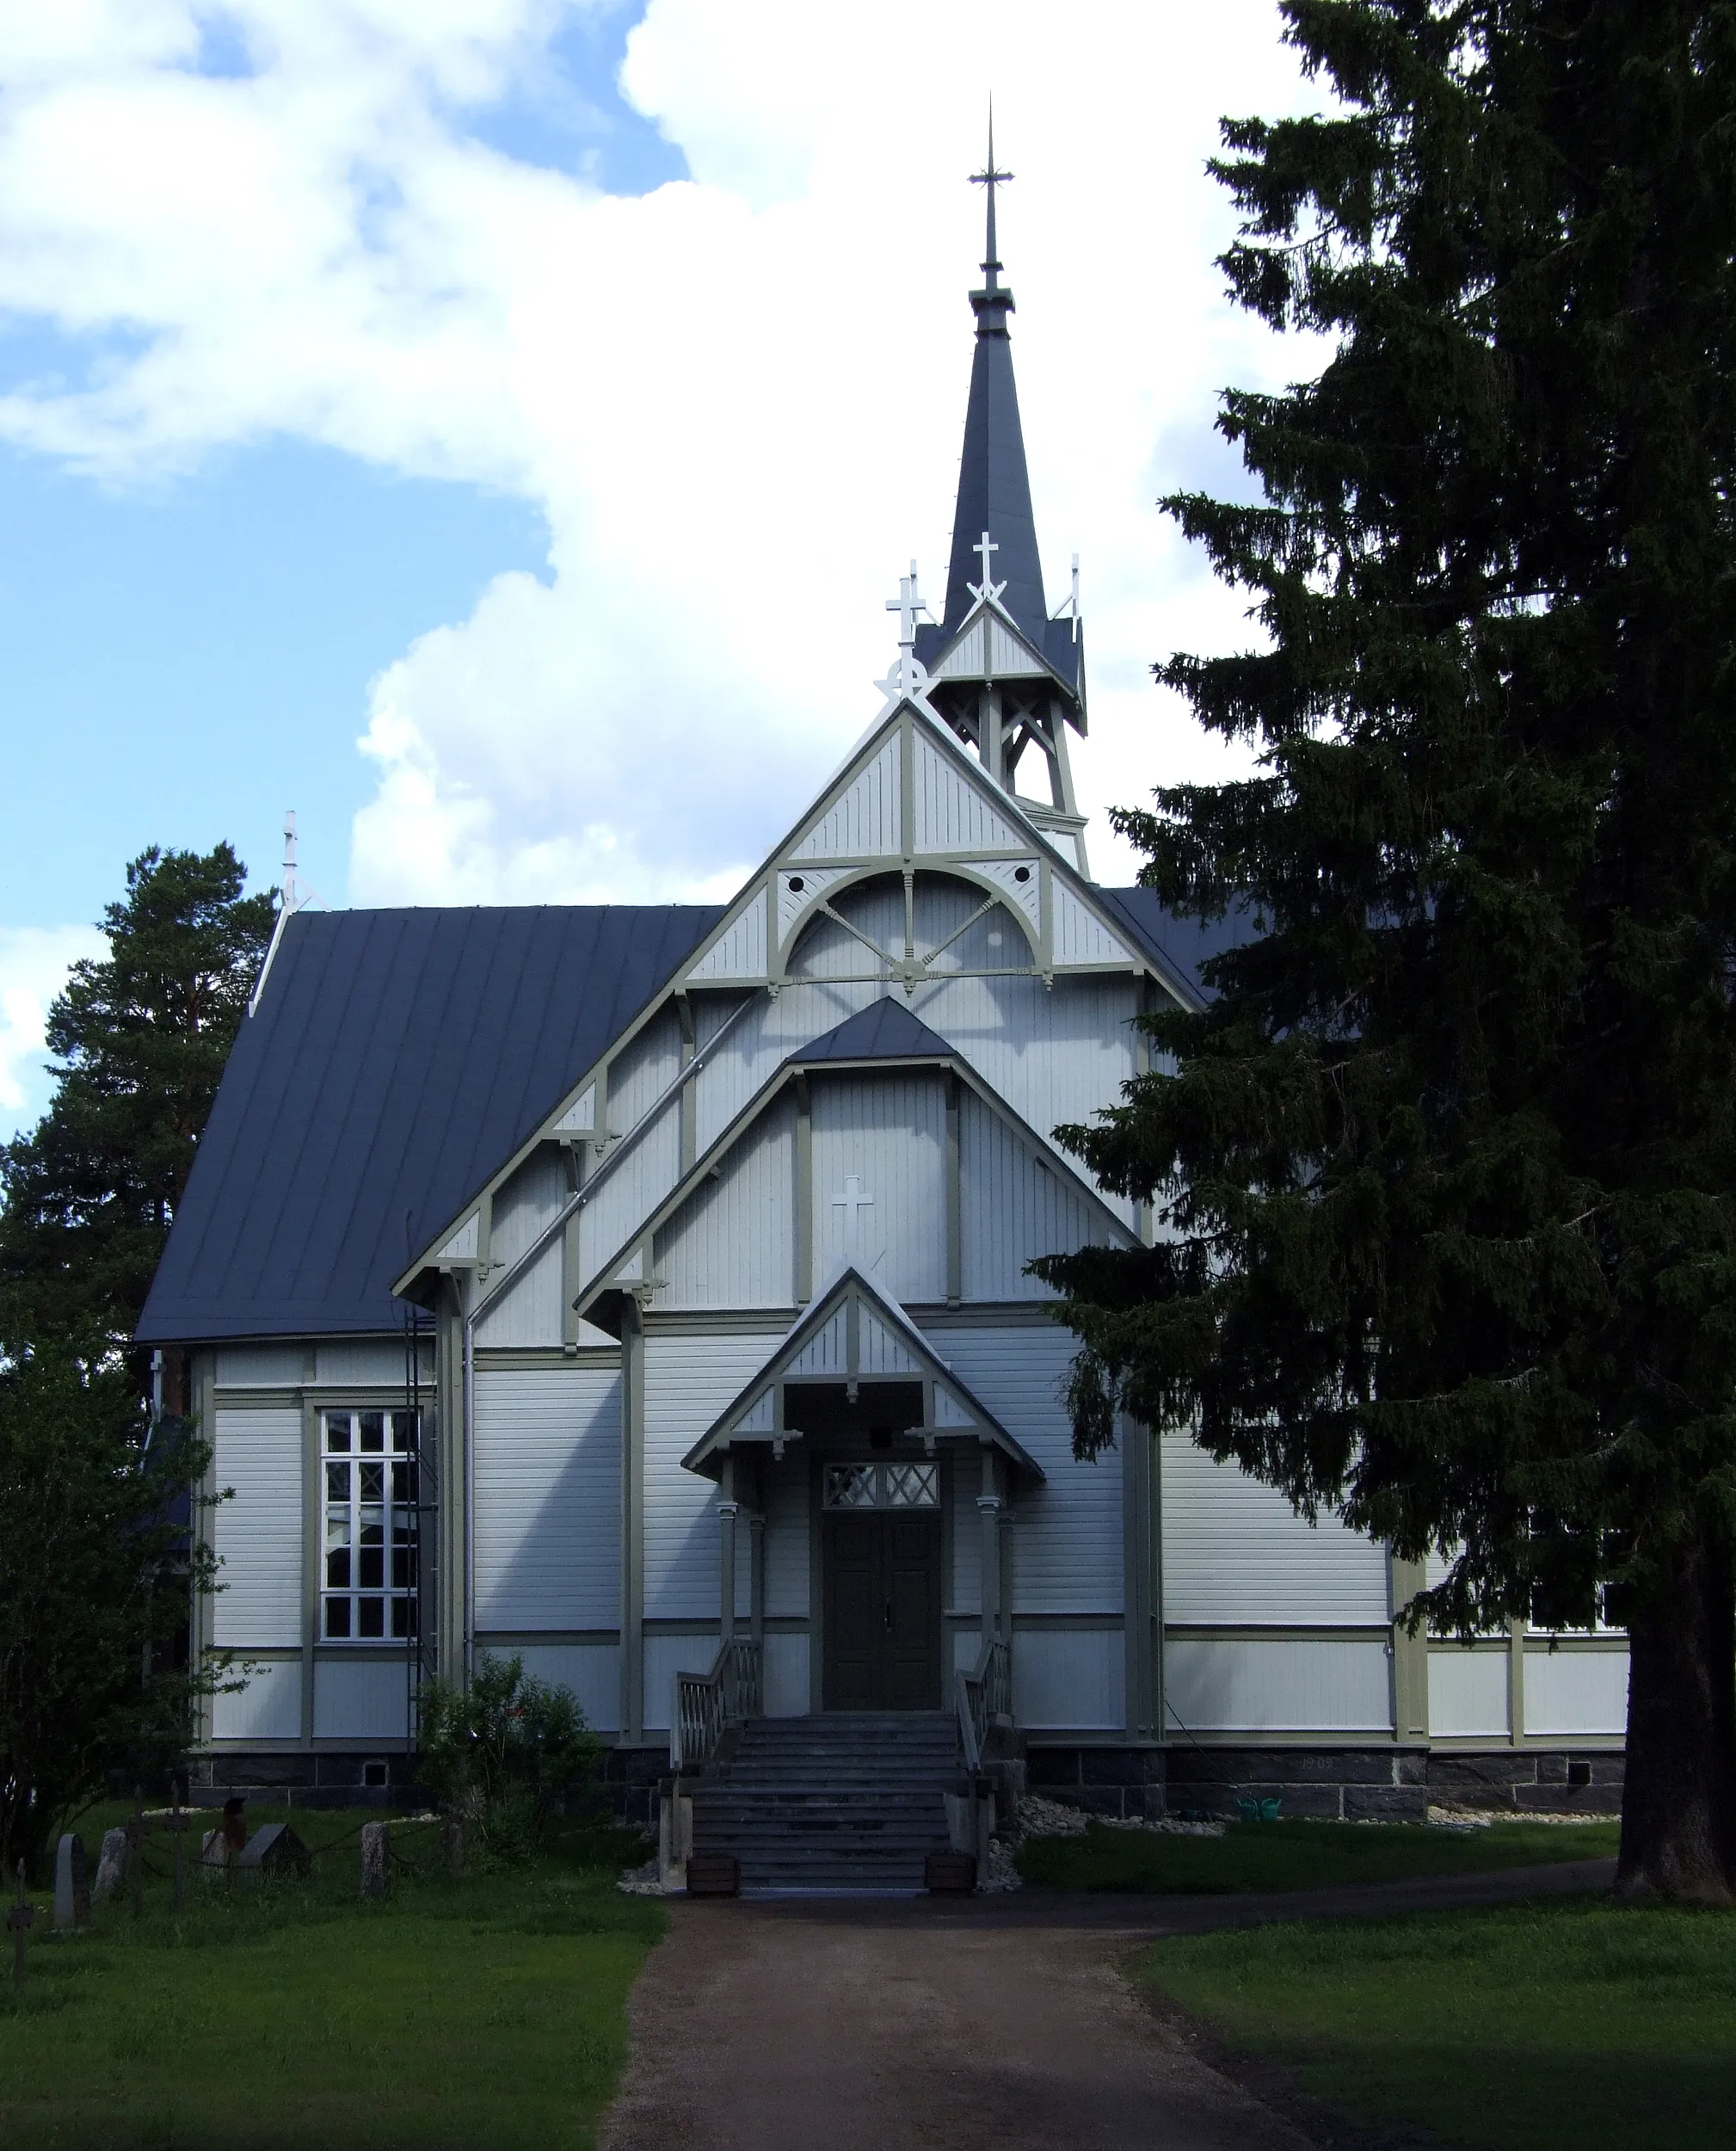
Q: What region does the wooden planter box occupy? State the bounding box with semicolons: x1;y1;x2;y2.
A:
686;1853;741;1897
925;1852;977;1895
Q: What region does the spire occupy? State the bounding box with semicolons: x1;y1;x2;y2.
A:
940;114;1046;639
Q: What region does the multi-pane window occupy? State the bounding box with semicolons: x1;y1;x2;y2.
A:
823;1462;939;1510
323;1409;418;1640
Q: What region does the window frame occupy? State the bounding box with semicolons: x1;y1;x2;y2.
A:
320;1406;420;1644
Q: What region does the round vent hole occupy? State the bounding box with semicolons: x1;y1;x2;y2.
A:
788;875;806;893
1013;865;1031;884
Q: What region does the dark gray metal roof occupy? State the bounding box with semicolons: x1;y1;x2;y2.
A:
791;999;954;1064
939;274;1047;644
138;903;723;1344
1099;886;1260;1005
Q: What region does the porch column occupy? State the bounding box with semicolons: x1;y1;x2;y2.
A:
976;1445;1003;1650
717;1455;738;1646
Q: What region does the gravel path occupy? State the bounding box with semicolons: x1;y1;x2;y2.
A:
602;1857;1615;2151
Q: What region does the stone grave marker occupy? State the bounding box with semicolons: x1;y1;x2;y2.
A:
53;1834;89;1930
92;1827;129;1902
360;1821;389;1899
237;1823;311;1878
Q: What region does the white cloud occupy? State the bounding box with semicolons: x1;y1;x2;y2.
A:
0;0;1327;903
0;927;106;1139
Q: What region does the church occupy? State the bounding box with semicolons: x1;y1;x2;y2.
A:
138;159;1628;1844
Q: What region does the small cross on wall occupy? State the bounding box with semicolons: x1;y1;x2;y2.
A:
831;1176;874;1260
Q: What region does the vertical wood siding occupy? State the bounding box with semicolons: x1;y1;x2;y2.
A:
214;1346;303;1388
316;1340;424;1388
1164;1638;1394;1734
912;730;1022;853
1428;1648;1511;1737
958;1091;1099;1300
642;1331;785;1621
607;1006;684;1133
1160;1433;1391;1624
1524;1648;1630;1735
791;735;902;860
763;1633;810;1716
810;1073;947;1301
483;1640;620;1733
471;1364;622;1630
765;1461;810;1619
655;1094;795;1308
473;1239;564;1347
212;1659;300;1741
1010;1630;1126;1729
933;1324;1123;1614
212;1406;304;1647
312;1659;409;1740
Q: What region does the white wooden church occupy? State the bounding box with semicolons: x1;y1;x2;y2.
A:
139;161;1628;1835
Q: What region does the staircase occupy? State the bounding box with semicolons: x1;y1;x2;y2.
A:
688;1712;957;1891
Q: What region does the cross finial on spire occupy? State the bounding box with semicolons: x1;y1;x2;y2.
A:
875;560;937;712
967;529;1006;605
970;108;1013;296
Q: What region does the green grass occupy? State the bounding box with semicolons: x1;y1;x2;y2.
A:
0;1808;662;2151
1017;1815;1618;1894
1137;1895;1736;2151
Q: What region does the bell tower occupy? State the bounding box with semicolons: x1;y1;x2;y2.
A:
912;120;1089;874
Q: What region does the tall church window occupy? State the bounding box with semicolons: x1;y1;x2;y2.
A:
322;1409;418;1640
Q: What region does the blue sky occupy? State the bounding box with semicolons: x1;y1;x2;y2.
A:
0;1;1308;1143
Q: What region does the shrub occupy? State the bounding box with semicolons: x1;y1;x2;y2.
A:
416;1653;600;1864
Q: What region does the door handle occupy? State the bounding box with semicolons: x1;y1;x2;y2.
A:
883;1600;893;1631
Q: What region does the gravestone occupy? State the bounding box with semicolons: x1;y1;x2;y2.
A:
360;1822;389;1899
200;1828;228;1870
92;1827;128;1902
53;1834;89;1930
237;1823;311;1877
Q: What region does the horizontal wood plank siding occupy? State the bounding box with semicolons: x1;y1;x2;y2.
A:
471;1364;622;1630
1428;1647;1511;1738
643;1331;785;1621
1161;1432;1390;1624
934;1323;1123;1614
212;1405;303;1647
1166;1637;1394;1734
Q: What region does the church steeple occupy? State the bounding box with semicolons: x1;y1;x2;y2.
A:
940;120;1047;641
908;121;1089;872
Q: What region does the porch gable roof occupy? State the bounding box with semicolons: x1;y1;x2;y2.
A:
680;1263;1044;1485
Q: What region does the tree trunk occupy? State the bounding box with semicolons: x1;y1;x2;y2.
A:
1616;1528;1736;1902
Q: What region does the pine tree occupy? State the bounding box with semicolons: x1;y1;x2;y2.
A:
1040;1;1736;1900
0;845;275;1378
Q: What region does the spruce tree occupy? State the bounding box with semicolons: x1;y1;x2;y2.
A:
1041;1;1736;1899
0;845;274;1378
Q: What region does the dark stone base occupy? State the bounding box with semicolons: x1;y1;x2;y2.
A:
1026;1741;1626;1822
185;1753;419;1808
1427;1748;1625;1815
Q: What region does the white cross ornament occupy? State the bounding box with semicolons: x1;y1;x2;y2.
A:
968;529;1007;603
831;1175;874;1261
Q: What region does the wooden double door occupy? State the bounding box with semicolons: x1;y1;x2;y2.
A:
822;1509;943;1710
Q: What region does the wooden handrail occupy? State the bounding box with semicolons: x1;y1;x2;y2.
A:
670;1636;763;1772
955;1636;1010;1774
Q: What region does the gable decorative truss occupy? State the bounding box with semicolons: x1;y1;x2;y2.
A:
573;1001;1138;1335
394;692;1186;1308
680;1263;1044;1484
668;696;1142;995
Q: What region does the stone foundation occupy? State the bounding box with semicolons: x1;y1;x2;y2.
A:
184;1753;416;1807
1427;1748;1625;1815
1025;1742;1623;1821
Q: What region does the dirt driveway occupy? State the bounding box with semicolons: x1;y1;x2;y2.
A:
602;1859;1611;2151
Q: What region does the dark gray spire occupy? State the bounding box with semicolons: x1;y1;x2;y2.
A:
940;119;1047;640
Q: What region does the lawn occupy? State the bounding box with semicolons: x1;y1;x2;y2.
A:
1017;1815;1618;1893
0;1805;662;2151
1137;1895;1736;2151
